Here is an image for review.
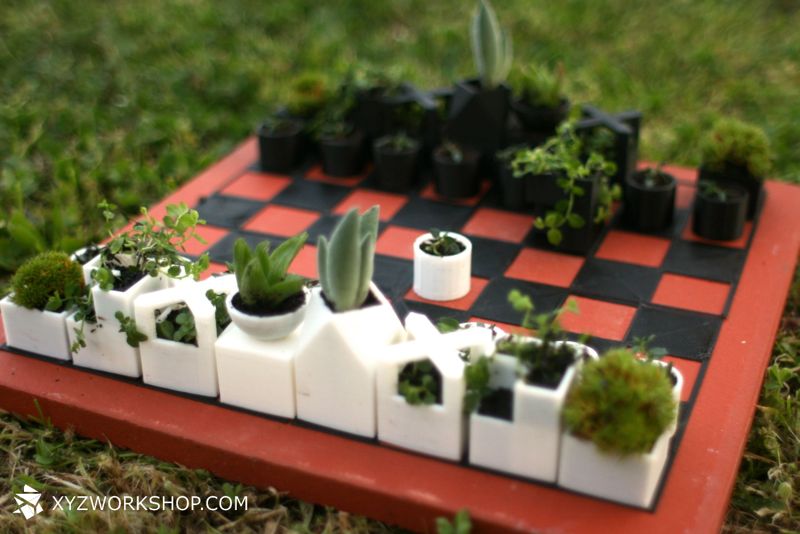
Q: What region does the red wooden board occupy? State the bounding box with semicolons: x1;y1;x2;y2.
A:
1;138;799;533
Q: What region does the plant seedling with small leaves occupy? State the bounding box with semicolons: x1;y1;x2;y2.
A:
421;229;466;257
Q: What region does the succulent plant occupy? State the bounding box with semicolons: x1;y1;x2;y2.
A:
471;0;512;89
563;348;677;456
11;251;84;311
701;118;771;178
317;207;380;312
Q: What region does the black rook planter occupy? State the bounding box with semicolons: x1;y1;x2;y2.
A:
257;120;304;174
698;163;763;220
319;131;365;177
373;138;421;193
692;184;749;241
623;169;676;233
433;146;481;199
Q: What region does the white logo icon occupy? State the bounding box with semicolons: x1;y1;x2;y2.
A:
13;485;44;519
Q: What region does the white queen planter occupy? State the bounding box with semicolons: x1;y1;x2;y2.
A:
469;337;598;482
1;295;71;361
413;232;472;301
294;283;406;437
134;275;237;397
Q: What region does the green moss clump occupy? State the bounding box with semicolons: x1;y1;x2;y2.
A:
562;348;676;456
11;252;84;311
701;118;772;178
285;72;331;118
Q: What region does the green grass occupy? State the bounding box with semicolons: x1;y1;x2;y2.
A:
0;0;798;531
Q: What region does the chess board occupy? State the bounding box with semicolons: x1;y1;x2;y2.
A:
1;137;799;533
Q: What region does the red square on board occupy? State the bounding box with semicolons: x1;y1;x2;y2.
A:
243;205;320;237
306;164;368;187
419;181;492;207
595;230;671;268
505;248;585;288
406;277;489;311
375;225;423;260
288;244;318;279
468;317;529;336
651;273;730;315
461;208;534;243
681;218;751;249
199;262;230;280
662;356;700;402
334;189;408;222
180;225;229;256
676;183;695;209
220;172;291;201
559;295;637;341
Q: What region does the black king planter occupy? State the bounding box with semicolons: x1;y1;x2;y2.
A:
693;183;749;241
257;120;304;174
698;163;763;220
623;169;676;233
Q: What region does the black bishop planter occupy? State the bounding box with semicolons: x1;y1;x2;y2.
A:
623;170;676;233
693;184;749;241
257;120;305;174
320;131;365;177
698;163;763;220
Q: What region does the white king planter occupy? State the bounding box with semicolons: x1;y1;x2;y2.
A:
1;295;71;361
294;283;406;437
469;338;598;482
413;232;472;301
83;253;168;322
134;275;237;397
376;313;494;460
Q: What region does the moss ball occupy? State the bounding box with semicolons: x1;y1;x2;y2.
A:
11;252;84;311
563;348;677;456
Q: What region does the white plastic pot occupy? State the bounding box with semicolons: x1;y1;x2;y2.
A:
66;313;142;377
134;275;237;397
652;359;684;436
0;295;71;361
83;253;168;321
225;288;310;341
294;283;406;438
468;337;598;482
413;232;472;301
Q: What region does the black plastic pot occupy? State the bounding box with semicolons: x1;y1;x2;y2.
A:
433;146;481;198
511;97;570;137
623;169;676;233
698;163;763;220
257;120;304;174
496;162;526;210
524;172;564;206
692;183;749;241
319;131;365;177
444;79;511;157
373;137;421;192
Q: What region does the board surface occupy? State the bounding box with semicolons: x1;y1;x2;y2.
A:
1;137;799;533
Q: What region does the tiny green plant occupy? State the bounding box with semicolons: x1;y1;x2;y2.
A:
376;132;418;153
436;509;472;534
701;118;771;178
698;180;730;201
155;290;231;346
10;252;84;312
563;347;677;456
229;233;308;311
471;0;512;89
421;229;466;257
206;289;231;335
68;288;98;354
512;63;565;108
114;311;147;348
639;164;669;188
436;317;461;334
398;359;441;406
439;140;464;164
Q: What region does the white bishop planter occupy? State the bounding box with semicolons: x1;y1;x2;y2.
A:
134;274;237;397
294;283;406;437
376;313;494;460
413;232;472;301
469;337;598;482
1;295;71;361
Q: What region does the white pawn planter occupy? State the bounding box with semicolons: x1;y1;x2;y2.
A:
134;275;237;397
376;313;494;460
66;313;141;377
82;253;167;321
413;232;472;301
469;338;598;482
294;283;405;438
1;295;71;361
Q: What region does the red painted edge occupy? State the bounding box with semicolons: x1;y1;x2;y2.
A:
1;153;799;533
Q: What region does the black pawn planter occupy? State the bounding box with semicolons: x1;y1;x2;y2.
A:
319;131;365;177
257;120;304;174
692;183;749;241
511;98;570;139
444;79;511;159
623;170;676;233
433;147;481;199
373;138;421;193
698;164;763;220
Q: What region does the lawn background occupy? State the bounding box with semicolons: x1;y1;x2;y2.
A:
0;0;798;532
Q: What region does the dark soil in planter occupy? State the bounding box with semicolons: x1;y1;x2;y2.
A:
321;290;380;313
623;169;676;233
698;163;763;219
231;291;306;317
373;140;420;192
320;131;365;177
112;265;146;292
477;387;513;421
433;146;481;198
692;183;748;241
497;337;575;389
511;97;570;137
257;120;304;174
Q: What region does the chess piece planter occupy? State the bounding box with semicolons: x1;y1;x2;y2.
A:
469;337;598;482
444;79;511;161
511;97;570;139
257;119;304;174
226;287;310;341
623;168;676;233
524;171;564;206
134;275;236;397
66;312;142;377
82;253;168;321
692;183;748;241
433;144;481;198
698;163;763;220
294;283;405;437
372;135;421;192
496;160;526;210
319;130;365;177
413;232;472;301
0;295;71;361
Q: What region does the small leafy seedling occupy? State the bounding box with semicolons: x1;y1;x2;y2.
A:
421;229;466;257
115;311;147;348
698;180;730;202
376;132;418;153
438;141;464;164
398;359;441;406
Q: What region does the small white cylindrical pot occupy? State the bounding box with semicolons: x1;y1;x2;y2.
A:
225;288;310;341
83;254;168;322
468;337;598;482
413;232;472;301
0;295;71;361
294;283;406;438
134;275;237;397
66;313;142;377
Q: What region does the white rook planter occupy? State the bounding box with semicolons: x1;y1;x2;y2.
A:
1;295;71;361
134;275;237;397
413;232;472;301
294;283;406;438
469;338;598;482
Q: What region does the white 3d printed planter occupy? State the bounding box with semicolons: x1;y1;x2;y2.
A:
82;253;168;321
66;313;142;377
225;288;310;341
0;295;71;361
413;232;472;301
294;283;405;438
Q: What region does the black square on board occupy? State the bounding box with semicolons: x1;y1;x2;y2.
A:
626;305;722;360
401;300;470;324
391;197;474;232
572;259;660;305
662;240;746;283
195;195;265;229
306;214;389;243
372;255;413;301
471;277;567;326
466;236;522;279
207;230;287;264
270;179;350;212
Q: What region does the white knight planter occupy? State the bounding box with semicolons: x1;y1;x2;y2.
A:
413;232;472;301
134;275;237;397
294;283;406;438
1;295;71;361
